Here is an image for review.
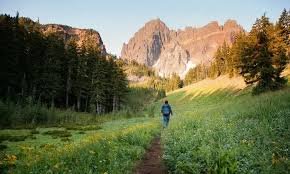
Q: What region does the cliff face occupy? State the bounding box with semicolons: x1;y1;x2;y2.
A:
41;24;106;54
121;19;171;66
121;19;243;78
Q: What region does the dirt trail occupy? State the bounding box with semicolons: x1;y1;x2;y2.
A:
134;136;167;174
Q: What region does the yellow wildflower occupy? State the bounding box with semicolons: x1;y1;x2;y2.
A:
5;154;17;165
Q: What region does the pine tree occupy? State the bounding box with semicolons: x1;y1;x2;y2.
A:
64;39;78;108
277;9;290;48
166;73;182;91
237;14;288;94
184;68;196;85
39;34;65;106
109;55;128;112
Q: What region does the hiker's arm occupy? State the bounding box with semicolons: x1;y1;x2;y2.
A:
170;106;173;115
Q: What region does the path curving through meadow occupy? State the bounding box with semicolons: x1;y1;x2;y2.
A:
134;136;167;174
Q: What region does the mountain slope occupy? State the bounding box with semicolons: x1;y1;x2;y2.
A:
147;74;290;173
19;17;106;54
41;24;106;54
121;19;243;78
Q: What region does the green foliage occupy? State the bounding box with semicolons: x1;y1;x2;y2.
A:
123;60;155;77
0;99;150;128
124;60;183;92
159;84;290;173
0;13;128;115
184;64;208;85
42;130;72;139
0;118;160;173
0;144;7;151
276;8;290;48
236;14;288;94
0;134;29;142
124;87;165;112
165;73;183;92
184;10;290;94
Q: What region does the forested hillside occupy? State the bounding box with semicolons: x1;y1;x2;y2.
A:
185;10;290;95
0;14;127;115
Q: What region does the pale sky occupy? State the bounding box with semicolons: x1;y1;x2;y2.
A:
1;0;289;56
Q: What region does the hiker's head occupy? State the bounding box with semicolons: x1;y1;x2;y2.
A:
164;100;168;104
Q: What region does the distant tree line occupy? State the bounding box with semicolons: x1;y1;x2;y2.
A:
0;13;128;113
122;60;155;77
185;9;290;94
138;73;182;92
121;60;183;92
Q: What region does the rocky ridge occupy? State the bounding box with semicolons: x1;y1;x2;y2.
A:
121;19;243;78
42;24;106;54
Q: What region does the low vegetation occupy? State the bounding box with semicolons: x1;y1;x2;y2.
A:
0;100;142;129
0;118;160;173
159;76;290;173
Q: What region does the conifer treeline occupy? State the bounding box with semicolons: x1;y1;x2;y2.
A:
184;9;290;94
0;13;128;113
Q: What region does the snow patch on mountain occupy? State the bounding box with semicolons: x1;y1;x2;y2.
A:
181;60;196;78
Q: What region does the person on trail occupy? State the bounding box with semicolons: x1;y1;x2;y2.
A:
161;100;173;128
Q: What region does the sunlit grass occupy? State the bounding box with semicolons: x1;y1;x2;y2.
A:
160;76;290;173
0;117;161;173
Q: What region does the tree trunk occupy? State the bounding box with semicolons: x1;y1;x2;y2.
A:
32;86;36;101
38;93;42;103
51;96;54;108
77;90;81;112
117;97;120;111
66;91;69;108
85;95;88;112
96;102;100;114
66;67;71;108
113;95;116;112
7;86;10;98
21;73;26;98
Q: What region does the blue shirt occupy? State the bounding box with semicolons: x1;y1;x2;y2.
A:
161;104;172;116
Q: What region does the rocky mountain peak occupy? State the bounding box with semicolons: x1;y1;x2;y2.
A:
42;24;106;54
223;19;242;31
121;19;244;78
204;21;220;31
144;18;167;30
121;18;171;66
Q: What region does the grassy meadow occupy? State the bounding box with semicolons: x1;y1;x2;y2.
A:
0;117;160;173
0;88;164;173
1;73;290;173
158;75;290;173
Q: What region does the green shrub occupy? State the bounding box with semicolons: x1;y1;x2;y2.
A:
42;130;72;138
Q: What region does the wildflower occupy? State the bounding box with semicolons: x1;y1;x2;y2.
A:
5;154;17;165
54;163;59;169
89;150;96;154
241;139;247;144
272;153;279;165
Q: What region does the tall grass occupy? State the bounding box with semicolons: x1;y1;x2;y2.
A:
0;87;164;128
160;85;290;173
123;87;165;112
0;100;144;129
1;119;160;173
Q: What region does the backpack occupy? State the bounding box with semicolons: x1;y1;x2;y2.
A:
162;105;171;115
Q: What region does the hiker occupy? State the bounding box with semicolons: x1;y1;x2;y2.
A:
161;100;173;128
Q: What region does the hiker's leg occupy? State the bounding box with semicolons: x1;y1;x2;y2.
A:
166;116;170;127
163;116;167;128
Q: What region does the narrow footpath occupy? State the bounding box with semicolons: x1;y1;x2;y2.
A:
134;136;167;174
